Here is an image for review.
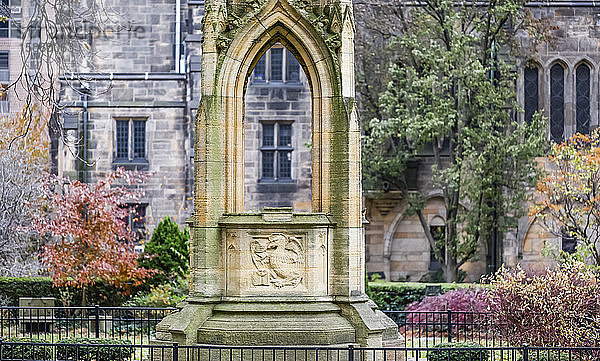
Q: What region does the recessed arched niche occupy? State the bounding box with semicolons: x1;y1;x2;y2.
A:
243;43;313;212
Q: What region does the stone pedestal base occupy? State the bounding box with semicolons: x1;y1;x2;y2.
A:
197;301;355;345
154;295;403;348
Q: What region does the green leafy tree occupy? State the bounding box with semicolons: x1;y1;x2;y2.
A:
139;217;190;285
362;0;547;281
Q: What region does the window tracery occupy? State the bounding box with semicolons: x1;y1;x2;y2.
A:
550;64;565;143
576;63;591;135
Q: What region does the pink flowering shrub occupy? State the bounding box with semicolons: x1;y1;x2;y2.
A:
487;263;600;347
405;288;488;313
404;288;489;332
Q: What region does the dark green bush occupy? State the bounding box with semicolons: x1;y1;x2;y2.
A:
0;277;144;306
0;278;56;305
139;217;190;286
56;338;133;361
0;337;52;360
523;351;584;361
426;342;489;361
366;281;476;310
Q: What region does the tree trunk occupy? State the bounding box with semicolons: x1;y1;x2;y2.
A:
445;254;458;282
82;285;87;307
445;189;460;282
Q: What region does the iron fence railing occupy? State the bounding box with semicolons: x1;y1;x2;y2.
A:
0;342;598;361
384;310;507;348
0;306;177;343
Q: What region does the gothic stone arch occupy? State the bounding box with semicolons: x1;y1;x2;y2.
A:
193;0;360;295
155;0;402;349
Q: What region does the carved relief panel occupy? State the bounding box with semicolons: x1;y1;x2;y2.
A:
222;217;331;297
250;233;305;288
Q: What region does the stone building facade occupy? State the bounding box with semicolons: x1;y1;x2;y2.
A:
48;0;311;242
51;0;206;240
0;0;33;117
360;2;600;282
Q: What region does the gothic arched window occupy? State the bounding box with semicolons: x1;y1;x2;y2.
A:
576;63;591;135
524;65;539;124
550;64;565;143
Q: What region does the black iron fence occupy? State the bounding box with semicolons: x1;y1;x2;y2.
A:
0;308;530;349
0;307;177;343
0;342;598;361
384;310;506;348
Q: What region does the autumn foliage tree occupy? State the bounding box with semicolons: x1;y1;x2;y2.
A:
531;131;600;265
31;168;155;305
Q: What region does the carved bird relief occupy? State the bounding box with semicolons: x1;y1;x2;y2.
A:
250;233;304;288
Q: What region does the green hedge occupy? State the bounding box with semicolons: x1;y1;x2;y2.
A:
56;338;133;361
366;281;477;310
0;277;147;306
0;337;134;361
426;342;489;361
0;337;52;360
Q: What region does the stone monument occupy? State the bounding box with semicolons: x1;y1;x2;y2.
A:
155;0;402;348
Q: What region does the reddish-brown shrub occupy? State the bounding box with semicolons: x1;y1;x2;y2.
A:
486;263;600;347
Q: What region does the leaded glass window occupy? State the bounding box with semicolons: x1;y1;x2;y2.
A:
254;55;266;82
116;120;129;159
261;121;294;180
262;151;274;179
270;48;283;81
550;64;565;143
576;64;591;135
250;45;302;83
262;124;274;146
286;49;300;82
115;118;147;161
278;124;292;147
278;151;291;179
524;66;538;124
0;0;21;38
133;120;146;159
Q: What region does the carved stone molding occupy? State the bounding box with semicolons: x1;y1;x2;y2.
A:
203;0;353;59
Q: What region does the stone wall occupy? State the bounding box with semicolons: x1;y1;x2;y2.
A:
0;3;36;118
365;193;488;282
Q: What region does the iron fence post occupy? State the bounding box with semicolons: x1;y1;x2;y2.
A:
522;343;529;361
94;305;100;338
348;344;354;361
173;342;179;361
447;309;452;343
